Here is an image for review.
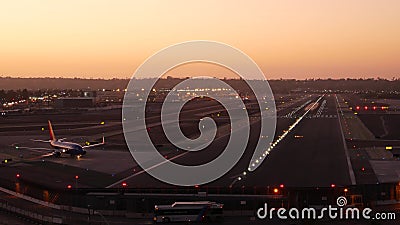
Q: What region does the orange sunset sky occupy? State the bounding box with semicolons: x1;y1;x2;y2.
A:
1;0;399;79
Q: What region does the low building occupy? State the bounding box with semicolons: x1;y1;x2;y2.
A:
96;90;124;103
54;97;95;108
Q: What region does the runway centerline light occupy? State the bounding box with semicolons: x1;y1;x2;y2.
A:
273;188;279;194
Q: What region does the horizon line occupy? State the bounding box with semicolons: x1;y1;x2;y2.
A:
0;76;399;81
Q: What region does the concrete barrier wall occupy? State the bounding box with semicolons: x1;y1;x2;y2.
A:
0;186;61;210
0;202;63;224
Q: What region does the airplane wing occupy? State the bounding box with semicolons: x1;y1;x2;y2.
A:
82;136;105;149
27;151;62;160
20;147;54;151
11;143;51;151
10;144;60;159
41;152;59;158
31;138;66;143
30;139;51;143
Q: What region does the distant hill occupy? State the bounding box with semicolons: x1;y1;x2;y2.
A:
0;77;399;95
0;77;129;90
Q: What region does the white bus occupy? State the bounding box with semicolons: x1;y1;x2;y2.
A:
153;201;224;223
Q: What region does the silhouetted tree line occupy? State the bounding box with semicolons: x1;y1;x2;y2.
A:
0;78;399;103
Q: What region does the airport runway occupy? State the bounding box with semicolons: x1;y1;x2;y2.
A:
0;94;311;189
107;94;353;188
238;95;352;187
1;93;386;190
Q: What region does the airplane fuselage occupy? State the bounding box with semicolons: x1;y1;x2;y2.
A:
50;140;86;156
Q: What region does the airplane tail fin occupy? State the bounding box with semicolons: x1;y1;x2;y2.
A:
48;120;56;141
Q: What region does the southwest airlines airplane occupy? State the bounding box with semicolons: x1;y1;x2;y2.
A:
33;120;105;158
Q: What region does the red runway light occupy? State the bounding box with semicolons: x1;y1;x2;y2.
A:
364;106;368;110
279;184;284;188
373;106;376;110
16;174;20;178
67;185;72;189
331;184;336;188
122;182;127;187
75;175;79;179
356;106;360;110
361;167;365;171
